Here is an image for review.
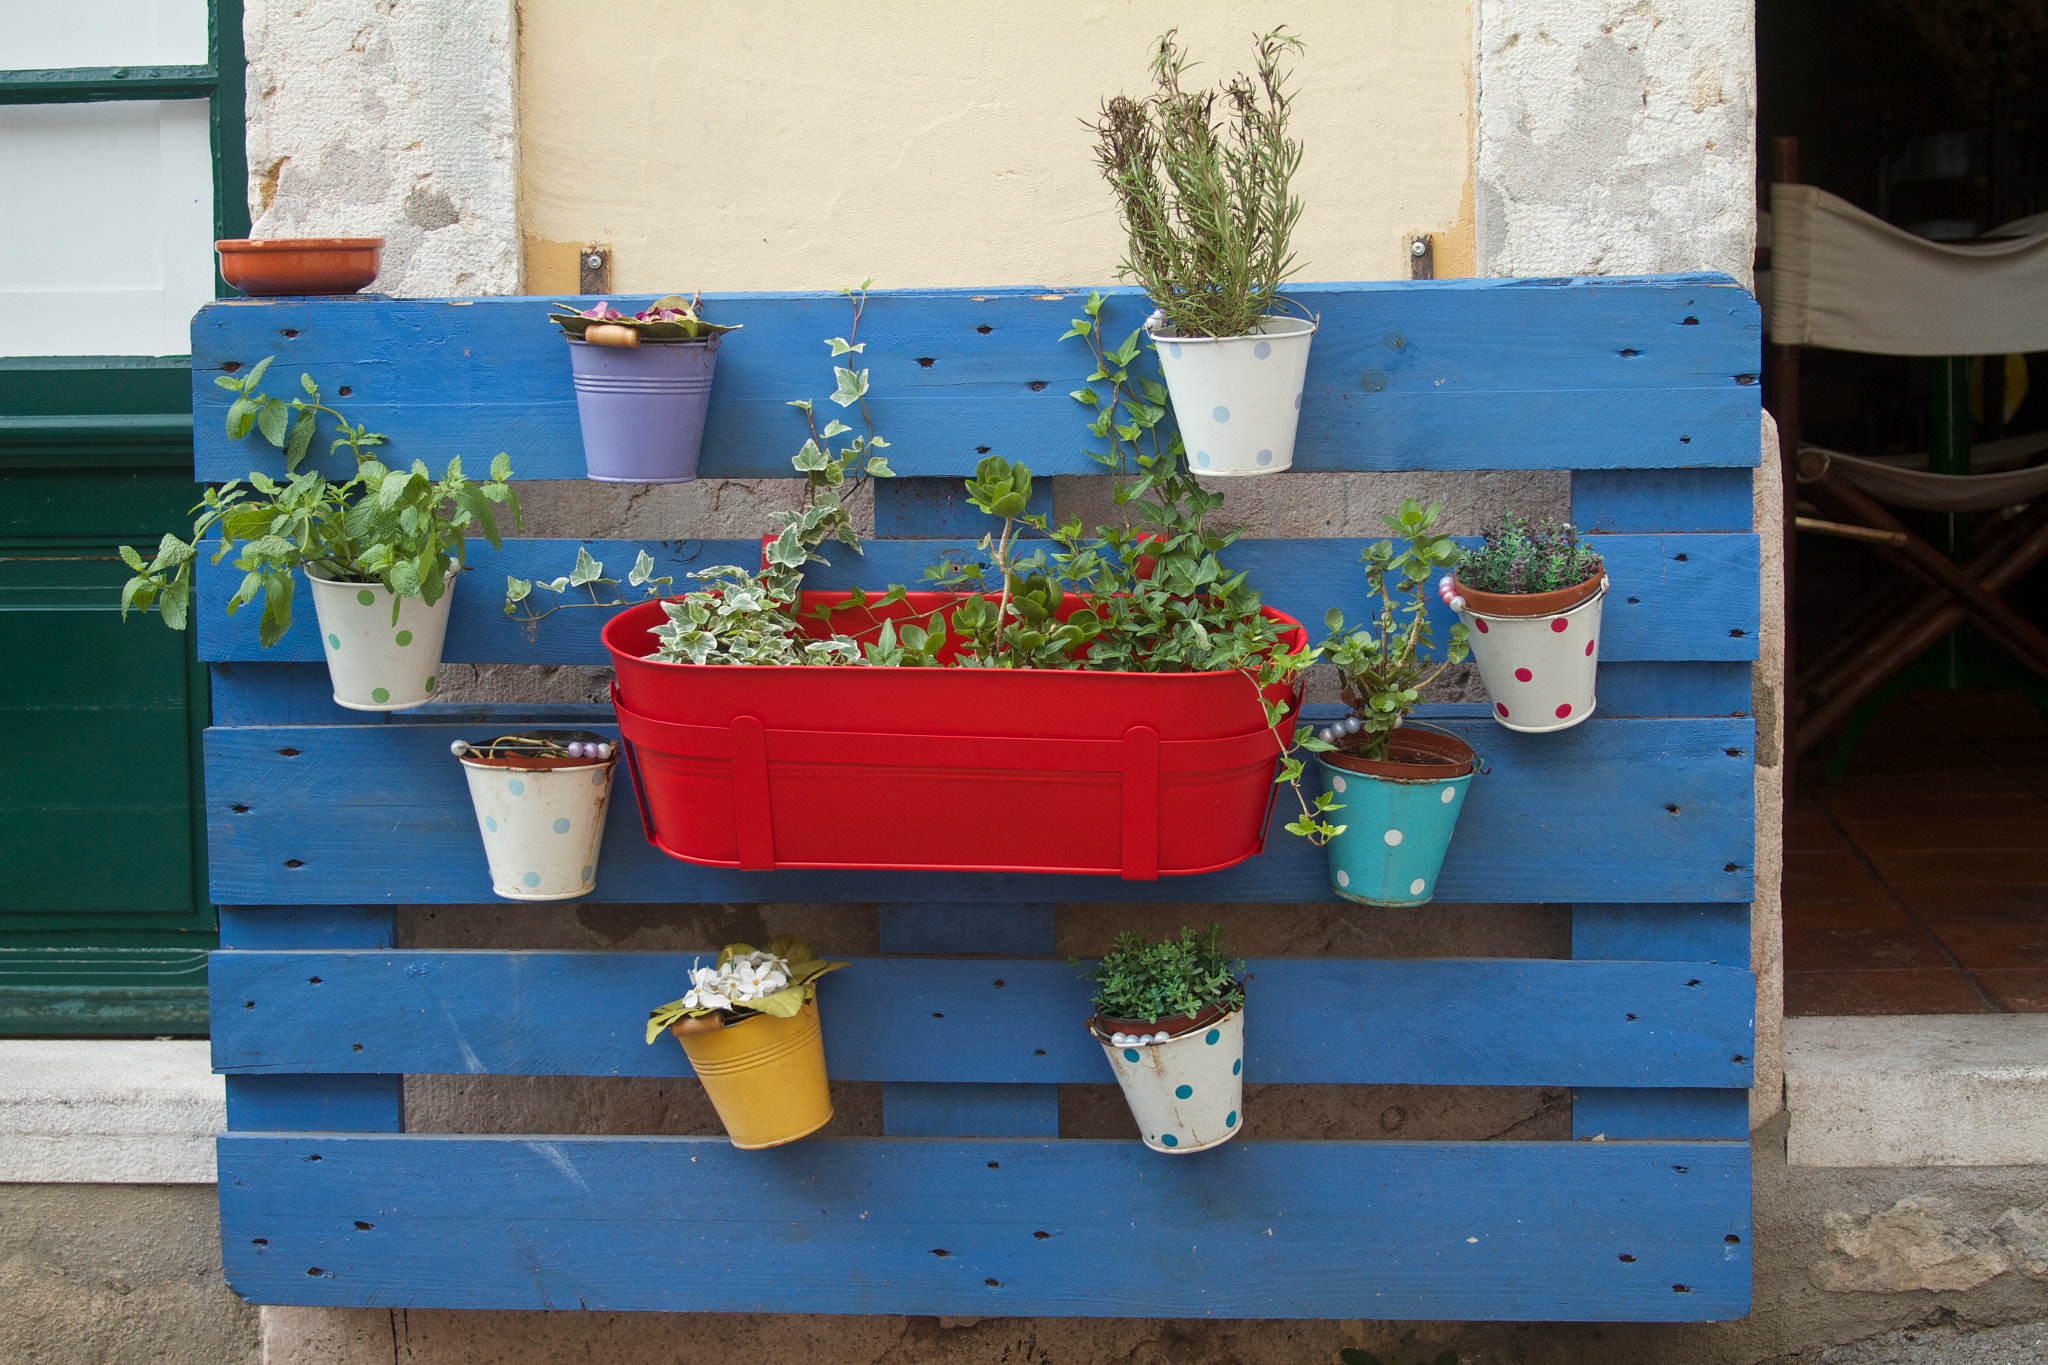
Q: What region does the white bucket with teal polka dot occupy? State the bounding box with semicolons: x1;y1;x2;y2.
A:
458;755;616;900
1093;1006;1244;1154
1442;572;1608;734
1148;313;1317;477
1318;740;1475;907
305;571;453;712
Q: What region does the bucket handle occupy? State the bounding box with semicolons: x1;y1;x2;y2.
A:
612;686;662;847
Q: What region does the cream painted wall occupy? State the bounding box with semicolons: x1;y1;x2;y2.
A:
518;0;1475;294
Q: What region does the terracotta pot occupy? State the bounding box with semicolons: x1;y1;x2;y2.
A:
1089;1000;1236;1042
1318;728;1478;906
1449;568;1604;618
216;238;384;296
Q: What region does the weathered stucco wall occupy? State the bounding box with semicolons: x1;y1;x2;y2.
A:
516;0;1477;292
1474;0;1757;285
243;0;521;296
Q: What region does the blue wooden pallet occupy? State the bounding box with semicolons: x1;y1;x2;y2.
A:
199;276;1759;1321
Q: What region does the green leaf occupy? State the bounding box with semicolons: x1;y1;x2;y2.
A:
504;576;533;604
225;396;258;440
864;455;895;478
627;550;657;587
830;365;869;408
243;355;274;390
786;398;813;412
568;546;603;587
118;544;147;571
490;452;513;483
300;372;318;397
213;374;242;390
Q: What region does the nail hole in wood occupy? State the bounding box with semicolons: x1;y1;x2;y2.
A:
222;361;242;373
1672;1165;1690;1174
1725;862;1745;873
354;1221;372;1230
304;1153;321;1161
337;386;352;397
1619;1253;1635;1262
307;1267;324;1276
251;1238;267;1245
1626;1013;1637;1021
1033;1231;1050;1240
284;859;304;868
307;976;322;985
931;1248;951;1257
1034;1049;1045;1056
987;1161;999;1169
1682;316;1699;325
1626;596;1641;604
993;980;1005;988
1028;381;1046;391
1730;627;1747;637
1726;1234;1741;1244
1618;349;1640;358
231;804;250;813
351;1043;363;1052
1686;979;1702;987
975;446;991;454
1673;552;1688;561
1725;747;1745;757
1673;1284;1692;1293
985;1278;1000;1286
976;325;992;334
1733;1055;1746;1063
244;1000;255;1009
1734;374;1758;385
282;329;299;338
1665;804;1680;813
277;748;300;757
1680;435;1692;443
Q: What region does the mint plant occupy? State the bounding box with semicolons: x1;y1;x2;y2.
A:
1457;512;1602;595
1272;500;1470;843
120;357;520;644
1075;921;1245;1025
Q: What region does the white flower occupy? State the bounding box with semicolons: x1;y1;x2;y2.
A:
730;960;789;1001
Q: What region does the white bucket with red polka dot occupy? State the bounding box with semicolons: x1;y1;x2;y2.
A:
306;571;453;712
458;742;617;901
1441;571;1607;734
1148;313;1316;477
1091;1005;1244;1154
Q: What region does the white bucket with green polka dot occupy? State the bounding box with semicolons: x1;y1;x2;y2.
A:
458;755;616;900
1148;313;1316;477
1093;1006;1244;1155
306;572;453;711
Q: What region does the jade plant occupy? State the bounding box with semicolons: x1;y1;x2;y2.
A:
1075;921;1246;1026
1094;27;1305;338
1271;499;1469;843
644;937;847;1040
549;292;741;342
1456;513;1602;595
120;357;520;643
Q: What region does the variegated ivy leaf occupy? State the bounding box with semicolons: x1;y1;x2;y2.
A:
568;546;603;587
792;439;829;472
830;366;869;408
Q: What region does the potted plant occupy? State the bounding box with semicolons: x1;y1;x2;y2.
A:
644;936;847;1149
450;731;618;900
119;358;520;711
1093;27;1314;476
1440;513;1608;733
589;285;1312;879
1077;922;1247;1154
550;293;741;484
1278;500;1476;907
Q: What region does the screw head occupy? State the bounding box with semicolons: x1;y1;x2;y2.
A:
585;253;604;269
1410;239;1428;256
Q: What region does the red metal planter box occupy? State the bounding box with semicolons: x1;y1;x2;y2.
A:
601;594;1305;880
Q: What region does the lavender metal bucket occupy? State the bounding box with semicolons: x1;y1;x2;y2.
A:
567;335;723;483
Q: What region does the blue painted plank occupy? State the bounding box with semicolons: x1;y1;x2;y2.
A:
201;715;1756;904
207;953;1754;1089
190;533;1761;666
1591;663;1751;718
1573;905;1752;966
190;277;1761;483
215;1133;1750;1319
215;907;394;951
879;905;1056;956
225;1074;404;1133
1573;469;1755;533
213;908;403;1135
208;663;368;726
1573;1089;1751;1141
880;903;1059;1136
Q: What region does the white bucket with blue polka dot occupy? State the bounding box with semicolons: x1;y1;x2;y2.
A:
306;571;453;712
1148;313;1317;477
1093;1006;1245;1154
458;754;616;901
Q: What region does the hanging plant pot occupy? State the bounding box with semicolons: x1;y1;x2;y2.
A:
1441;570;1608;733
666;1000;834;1149
602;593;1305;879
1318;728;1476;906
304;571;452;711
1091;1004;1245;1153
1148;313;1317;476
567;334;724;483
454;731;618;901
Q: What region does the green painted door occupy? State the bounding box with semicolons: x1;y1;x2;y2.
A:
0;464;212;1033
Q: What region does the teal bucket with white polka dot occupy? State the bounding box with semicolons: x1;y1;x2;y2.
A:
305;571;454;712
1317;749;1474;907
1148;313;1316;477
1093;1006;1244;1155
458;753;617;901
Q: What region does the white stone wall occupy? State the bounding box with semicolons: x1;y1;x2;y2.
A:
243;0;521;297
1476;0;1757;285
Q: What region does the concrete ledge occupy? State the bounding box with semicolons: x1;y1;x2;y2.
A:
0;1040;222;1183
1787;1015;2048;1168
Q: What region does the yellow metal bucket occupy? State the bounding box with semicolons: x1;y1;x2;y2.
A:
672;998;833;1149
